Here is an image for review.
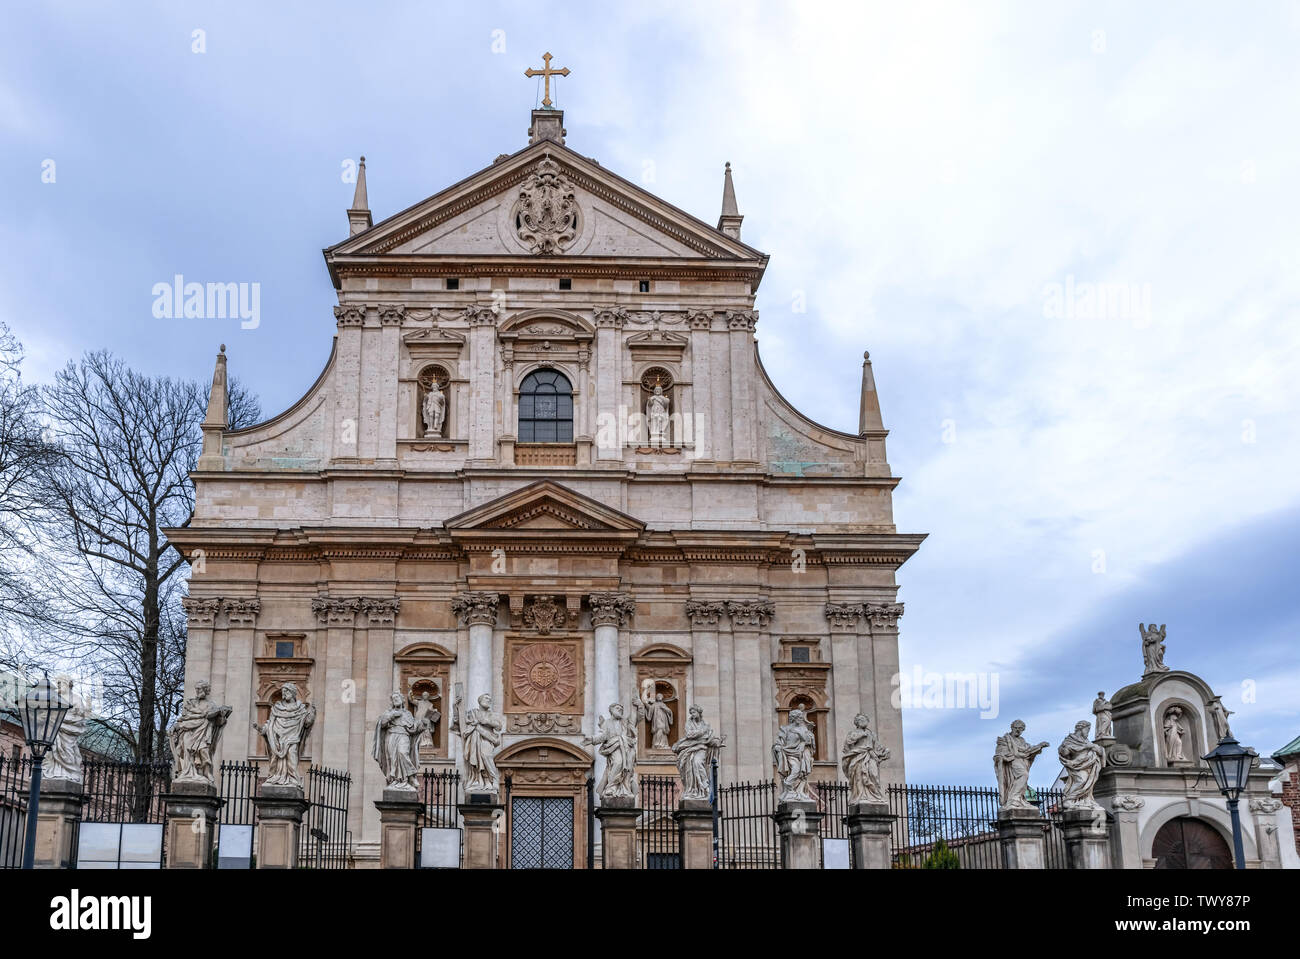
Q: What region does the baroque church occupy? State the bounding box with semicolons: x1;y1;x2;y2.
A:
167;72;924;867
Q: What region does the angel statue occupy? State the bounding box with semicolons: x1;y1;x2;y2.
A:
251;682;316;788
1140;622;1170;675
373;691;431;791
584;701;642;801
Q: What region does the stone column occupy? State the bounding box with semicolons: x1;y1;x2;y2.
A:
1249;797;1284;869
709;318;733;462
32;778;83;869
375;787;423;869
360;598;401;845
376;305;404;466
995;807;1049;869
595;796;641;869
180;598;222;761
844;801;894;869
588;592;636;799
773;799;823;869
312;597;359;774
685;601;725;773
865;603;906;782
453;592;500;709
687;311;713;459
332;306;364;461
223;598;260;761
253;784;309;869
1107;795;1145;869
826;603;864;769
593;308;624;461
674;798;715;870
726;310;757;463
163;782;224;869
466;306;498;463
1056;807;1112;869
459;797;504;869
726;600;774;782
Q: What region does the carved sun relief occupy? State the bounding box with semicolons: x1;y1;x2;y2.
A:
514;158;580;254
510;642;579;710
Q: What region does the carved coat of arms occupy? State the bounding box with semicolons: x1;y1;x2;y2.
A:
514;158;580;254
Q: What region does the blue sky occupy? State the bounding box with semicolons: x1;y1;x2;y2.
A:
2;1;1297;783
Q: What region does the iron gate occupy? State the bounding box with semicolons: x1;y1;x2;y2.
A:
510;795;573;869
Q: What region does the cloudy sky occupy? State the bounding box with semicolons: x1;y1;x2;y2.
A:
2;1;1297;783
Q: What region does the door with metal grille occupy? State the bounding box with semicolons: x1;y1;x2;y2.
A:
510;796;574;869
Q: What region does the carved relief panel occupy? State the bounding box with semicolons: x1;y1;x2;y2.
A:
504;636;585;729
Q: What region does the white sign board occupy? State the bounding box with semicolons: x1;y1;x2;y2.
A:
823;837;852;870
420;827;461;868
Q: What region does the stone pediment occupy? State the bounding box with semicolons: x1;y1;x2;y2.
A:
324;140;767;266
402;325;466;345
444;481;645;536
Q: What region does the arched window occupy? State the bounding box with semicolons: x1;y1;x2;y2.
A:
518;369;573;443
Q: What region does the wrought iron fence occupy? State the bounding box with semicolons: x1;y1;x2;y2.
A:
299;765;351;869
889;783;1068;868
716;780;779;868
218;760;261;826
638;774;680;869
0;754;31;869
81;759;170;824
419;768;462;828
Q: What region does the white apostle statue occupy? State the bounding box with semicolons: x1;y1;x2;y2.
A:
772;708;816;803
1058;720;1105;810
373;691;428;791
409;688;441;749
252;682;316;788
643;686;676;750
646;384;670;446
584;702;640;801
1091;691;1114;740
842;713;891;805
1163;706;1188;762
451;692;504;794
45;685;90;784
169;681;232;786
672;705;726;800
993;719;1049;810
422;380;446;438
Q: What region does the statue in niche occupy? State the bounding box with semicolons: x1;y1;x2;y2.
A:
584;702;641;801
672;705;726;800
252;682;316;788
1140;622;1170;675
639;678;677;750
451;692;504;794
373;692;429;791
1058;720;1105;810
1163;706;1188;762
841;713;890;805
772;708;816;803
169;681;232;786
1092;691;1114;740
993;719;1050;810
409;687;442;749
645;383;670;446
1207;696;1234;741
422;377;446;438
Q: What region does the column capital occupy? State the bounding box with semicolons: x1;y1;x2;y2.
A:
588;592;636;628
453;591;500;627
725;309;757;332
865;602;904;630
463;305;499;327
333;305;365;328
312;596;360;626
593;307;629;330
824;602;864;631
182;597;222;628
686;310;714;331
361;597;401;626
685;600;726;627
726;599;774;630
222;597;261;627
377;303;406;326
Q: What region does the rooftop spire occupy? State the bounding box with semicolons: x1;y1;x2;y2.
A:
197;344;228;471
858;351;884;434
717;162;743;239
348;155;372;236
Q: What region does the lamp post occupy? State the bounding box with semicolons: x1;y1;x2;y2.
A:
19;673;71;870
1202;735;1258;870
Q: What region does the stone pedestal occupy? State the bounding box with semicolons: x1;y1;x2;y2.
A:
595;796;641;869
253;784;309;869
995;807;1049;869
773;799;824;869
844;801;894;869
33;778;83;869
459;793;503;869
375;787;423;870
1056;807;1112;869
673;798;715;870
163;781;224;869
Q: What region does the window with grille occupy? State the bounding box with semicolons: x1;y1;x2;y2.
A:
518;369;574;443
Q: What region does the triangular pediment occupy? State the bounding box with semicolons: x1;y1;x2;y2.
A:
325;139;766;264
444;481;645;535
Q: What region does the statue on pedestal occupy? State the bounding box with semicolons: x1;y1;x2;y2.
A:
993;719;1049;810
373;692;428;791
451;692;503;794
672;705;726;800
772;708;816;803
1058;721;1105;810
45;687;90;784
584;702;640;801
169;681;232;786
646;384;670;446
1140;622;1170;675
252;682;316;788
842;713;890;804
422;379;446;438
640;680;677;750
1207;696;1234;741
1091;692;1113;740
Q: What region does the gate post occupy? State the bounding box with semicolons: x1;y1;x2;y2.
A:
773;800;823;869
162;781;224;869
376;788;423;869
594;796;641;869
32;778;83;869
253;783;308;869
994;807;1049;869
458;794;503;869
844;801;895;869
674;798;714;869
1055;807;1112;869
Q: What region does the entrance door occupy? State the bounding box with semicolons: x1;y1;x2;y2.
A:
1152;817;1233;868
510;796;574;869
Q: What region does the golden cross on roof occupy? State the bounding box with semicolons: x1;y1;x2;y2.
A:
525;52;570;108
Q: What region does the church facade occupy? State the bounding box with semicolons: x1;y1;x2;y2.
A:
167;102;924;867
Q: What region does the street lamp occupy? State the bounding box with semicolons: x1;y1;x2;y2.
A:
1202;735;1258;870
19;673;71;870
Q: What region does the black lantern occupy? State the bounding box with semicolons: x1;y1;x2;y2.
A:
1202;735;1258;869
19;672;70;869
